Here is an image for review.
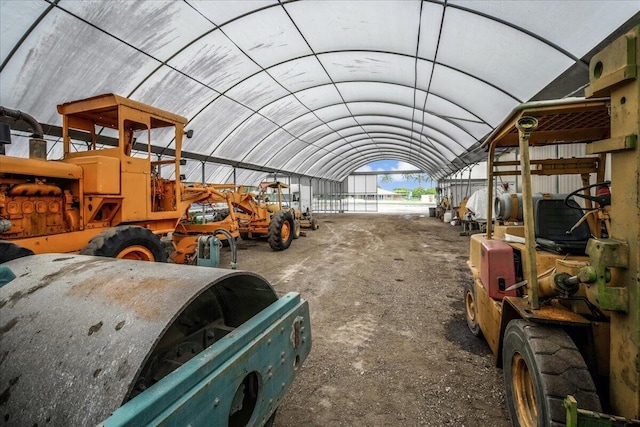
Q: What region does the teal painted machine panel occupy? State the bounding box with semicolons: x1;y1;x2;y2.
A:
100;292;311;427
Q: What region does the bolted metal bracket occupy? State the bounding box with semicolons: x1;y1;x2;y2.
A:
196;234;222;268
585;238;629;312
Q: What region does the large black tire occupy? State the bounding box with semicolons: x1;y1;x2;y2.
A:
80;225;167;262
502;320;601;427
268;211;294;251
240;232;251;240
463;279;482;337
0;241;34;264
160;236;176;262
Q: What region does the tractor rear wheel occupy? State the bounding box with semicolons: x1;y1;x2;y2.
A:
0;241;34;264
268;211;294;251
502;320;600;427
463;280;482;337
80;225;167;262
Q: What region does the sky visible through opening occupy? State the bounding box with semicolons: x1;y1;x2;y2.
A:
355;160;434;192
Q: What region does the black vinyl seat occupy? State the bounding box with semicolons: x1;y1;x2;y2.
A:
534;198;591;255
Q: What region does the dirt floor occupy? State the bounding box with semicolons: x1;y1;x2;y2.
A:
224;213;511;427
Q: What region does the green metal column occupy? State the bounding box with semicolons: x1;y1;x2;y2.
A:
585;26;640;420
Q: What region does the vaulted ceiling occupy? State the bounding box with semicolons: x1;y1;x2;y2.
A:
1;1;638;183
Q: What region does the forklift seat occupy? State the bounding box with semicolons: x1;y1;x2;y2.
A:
534;198;591;255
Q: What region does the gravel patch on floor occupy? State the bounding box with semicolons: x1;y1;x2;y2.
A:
222;213;510;427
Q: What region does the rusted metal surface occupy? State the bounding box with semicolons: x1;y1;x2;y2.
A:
0;254;276;426
2;95;242;259
504;297;591;327
483;98;611;149
591;26;640;419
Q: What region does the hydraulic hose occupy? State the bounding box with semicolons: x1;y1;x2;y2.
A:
213;228;238;269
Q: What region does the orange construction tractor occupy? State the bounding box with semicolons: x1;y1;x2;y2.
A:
206;181;307;251
0;94;238;264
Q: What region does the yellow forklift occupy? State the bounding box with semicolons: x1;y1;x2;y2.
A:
465;27;640;426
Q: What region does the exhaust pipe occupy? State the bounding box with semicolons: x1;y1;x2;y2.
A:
0;106;46;159
0;123;10;155
515;116;538;137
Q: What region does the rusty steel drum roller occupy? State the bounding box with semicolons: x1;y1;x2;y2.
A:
0;254;279;426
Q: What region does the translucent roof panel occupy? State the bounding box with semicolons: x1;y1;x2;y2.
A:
1;1;638;182
180;98;248;154
284;1;421;55
348;103;415;122
0;1;48;65
294;85;344;111
283;113;325;138
242;128;299;165
337;82;415;106
233;169;269;186
61;0;213;62
189;1;276;27
132;66;219;120
417;2;445;60
167;30;261;93
1;7;161;124
422;94;492;139
428;65;520;127
320;52;416;87
204;163;234;184
215;114;279;159
436;7;573;101
222;6;311;69
295;124;334;147
312;104;353;124
267;57;333;93
451;1;636;57
224;71;289;111
258;95;308;126
265;139;316;170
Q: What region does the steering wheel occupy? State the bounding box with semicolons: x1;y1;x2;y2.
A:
564;181;611;210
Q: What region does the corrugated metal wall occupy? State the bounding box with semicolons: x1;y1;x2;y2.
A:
342;175;379;212
438;143;610;207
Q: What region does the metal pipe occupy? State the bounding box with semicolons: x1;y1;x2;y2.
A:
0;106;44;138
516;116;540;309
213;228;238;269
200;161;207;222
486;142;496;239
1;106;47;159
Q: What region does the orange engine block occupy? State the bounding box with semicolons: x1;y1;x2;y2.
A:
1;182;79;238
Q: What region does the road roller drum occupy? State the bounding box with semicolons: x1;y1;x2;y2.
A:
0;254;311;426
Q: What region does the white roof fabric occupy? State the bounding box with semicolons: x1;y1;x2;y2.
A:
1;0;638;182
